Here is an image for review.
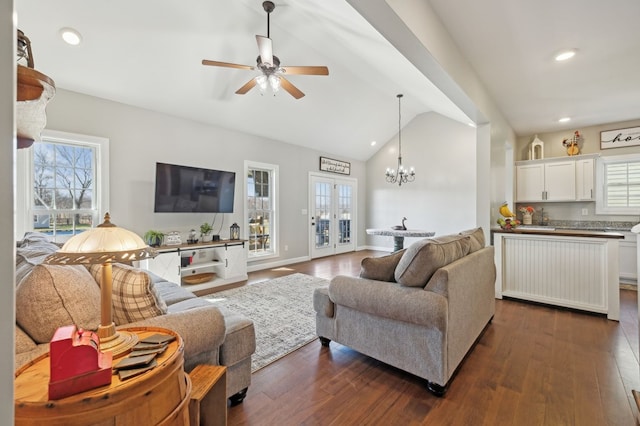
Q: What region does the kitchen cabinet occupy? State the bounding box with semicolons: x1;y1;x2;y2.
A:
494;231;621;320
515;154;597;202
619;231;637;284
576;158;595;200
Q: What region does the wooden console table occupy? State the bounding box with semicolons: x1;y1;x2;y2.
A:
14;327;191;425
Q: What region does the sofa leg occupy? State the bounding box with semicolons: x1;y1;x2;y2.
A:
319;337;331;347
228;387;248;406
427;381;447;397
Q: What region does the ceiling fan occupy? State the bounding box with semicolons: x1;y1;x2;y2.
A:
202;1;329;99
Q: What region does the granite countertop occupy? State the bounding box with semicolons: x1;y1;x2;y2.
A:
493;227;625;239
543;220;636;232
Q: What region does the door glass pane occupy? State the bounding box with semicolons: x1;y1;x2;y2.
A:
314;182;331;249
337;184;352;244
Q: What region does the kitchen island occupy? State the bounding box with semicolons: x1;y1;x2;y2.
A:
493;227;624;320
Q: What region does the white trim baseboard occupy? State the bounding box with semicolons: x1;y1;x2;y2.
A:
247;255;310;272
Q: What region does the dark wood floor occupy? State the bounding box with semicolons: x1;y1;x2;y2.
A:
226;250;640;425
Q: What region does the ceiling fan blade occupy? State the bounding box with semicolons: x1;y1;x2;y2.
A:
202;60;254;71
235;78;257;95
280;77;305;99
256;35;273;66
281;66;329;76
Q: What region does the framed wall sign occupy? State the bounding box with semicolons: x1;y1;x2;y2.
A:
319;156;351;175
601;126;640;149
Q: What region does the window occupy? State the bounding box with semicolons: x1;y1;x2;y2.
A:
17;130;109;242
596;154;640;215
245;161;278;259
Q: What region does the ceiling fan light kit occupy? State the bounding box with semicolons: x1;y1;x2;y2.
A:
201;0;328;99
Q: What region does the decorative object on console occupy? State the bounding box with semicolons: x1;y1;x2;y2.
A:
562;130;582;156
48;325;112;400
201;1;329;99
529;135;544;160
44;213;156;357
187;229;198;244
143;229;165;247
391;217;408;230
385;94;415;186
16;29;56;149
164;231;182;246
230;223;240;240
200;222;213;242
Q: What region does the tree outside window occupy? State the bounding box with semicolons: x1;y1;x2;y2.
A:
32;141;96;238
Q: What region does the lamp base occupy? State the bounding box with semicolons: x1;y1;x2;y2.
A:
97;323;139;358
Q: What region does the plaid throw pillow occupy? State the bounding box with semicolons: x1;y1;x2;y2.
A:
89;263;168;325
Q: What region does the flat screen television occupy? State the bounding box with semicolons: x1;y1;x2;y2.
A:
154;162;235;213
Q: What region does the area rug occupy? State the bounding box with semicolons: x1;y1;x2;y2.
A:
203;273;329;372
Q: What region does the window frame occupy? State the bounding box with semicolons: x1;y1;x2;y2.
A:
16;130;109;242
595;153;640;215
244;160;279;261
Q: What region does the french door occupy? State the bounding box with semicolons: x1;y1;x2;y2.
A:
309;174;357;259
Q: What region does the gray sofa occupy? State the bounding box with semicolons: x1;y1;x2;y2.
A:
14;232;255;404
314;227;495;395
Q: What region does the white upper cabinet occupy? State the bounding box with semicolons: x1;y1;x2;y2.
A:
516;154;597;202
516;164;545;201
544;161;576;201
576;158;595;200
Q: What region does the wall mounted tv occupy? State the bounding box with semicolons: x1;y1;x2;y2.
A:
154;162;236;213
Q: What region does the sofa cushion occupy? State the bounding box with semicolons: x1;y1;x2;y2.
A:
395;235;471;287
89;263;168;325
459;227;485;253
359;249;405;282
15;325;37;355
153;280;197;306
15;235;60;286
16;264;101;344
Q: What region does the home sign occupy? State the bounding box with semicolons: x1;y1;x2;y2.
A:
601;126;640;149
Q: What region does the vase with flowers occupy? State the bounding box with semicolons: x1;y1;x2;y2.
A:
519;206;534;225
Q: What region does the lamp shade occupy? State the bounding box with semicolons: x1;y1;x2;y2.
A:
45;213;155;265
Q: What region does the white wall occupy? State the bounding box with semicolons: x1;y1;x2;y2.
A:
349;0;517;236
41;89;367;266
366;112;476;249
1;0;14;423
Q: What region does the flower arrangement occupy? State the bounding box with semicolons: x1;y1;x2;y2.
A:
519;206;534;214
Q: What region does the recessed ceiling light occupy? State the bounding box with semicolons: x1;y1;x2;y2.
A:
467;122;477;128
370;141;377;146
60;28;82;45
555;49;577;62
558;117;571;123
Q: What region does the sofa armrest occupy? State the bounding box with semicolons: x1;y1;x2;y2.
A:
328;275;447;327
122;305;226;361
425;246;496;377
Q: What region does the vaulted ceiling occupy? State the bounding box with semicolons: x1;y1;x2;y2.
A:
15;0;640;161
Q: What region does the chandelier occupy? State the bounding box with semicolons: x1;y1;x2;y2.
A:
385;94;415;186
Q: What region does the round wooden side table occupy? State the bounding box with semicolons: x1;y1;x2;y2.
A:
14;326;191;426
